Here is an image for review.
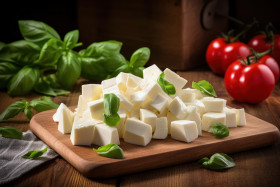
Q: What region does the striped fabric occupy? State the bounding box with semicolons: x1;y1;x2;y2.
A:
0;130;58;185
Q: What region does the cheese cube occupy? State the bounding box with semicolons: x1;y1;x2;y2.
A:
143;64;162;82
130;91;148;107
223;107;237;128
233;108;246;126
123;118;152;146
167;111;179;134
102;85;121;95
115;113;127;138
101;77;117;90
149;93;169;114
185;106;202;136
117;94;134;112
53;103;65;122
88;98;104;121
58;104;74;134
82;84;102;99
201;97;226;112
70;117;96;146
145;81;168;100
92;123;120;146
170;120;198;143
185;100;205;116
202;112;226;132
168;96;188;119
153;117;168;139
178;89;196;103
127;74;146;89
163;68;188;90
116;72;130;92
140;109;157;132
76;95;92;117
184;88;204;99
128;107;140;119
82;109;94;121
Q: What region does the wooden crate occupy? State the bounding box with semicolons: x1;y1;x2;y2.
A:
77;0;228;70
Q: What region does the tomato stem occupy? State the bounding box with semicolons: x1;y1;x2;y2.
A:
230;19;258;43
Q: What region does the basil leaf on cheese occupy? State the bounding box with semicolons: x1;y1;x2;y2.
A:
0;126;22;139
210;123;229;138
192;80;217;97
22;147;48;159
103;93;120;127
157;72;176;95
93;143;124;159
199;153;235;170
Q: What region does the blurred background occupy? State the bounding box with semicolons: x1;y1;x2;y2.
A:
1;0;280;70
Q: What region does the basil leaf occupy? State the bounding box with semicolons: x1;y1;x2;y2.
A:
64;30;80;49
24;108;32;120
30;96;58;112
0;40;40;65
18;20;60;47
199;153;235;170
103;93;120;127
131;66;144;78
0;62;21;89
8;66;39;96
210;123;229;138
57;51;81;89
0;99;27;122
111;63;130;77
36;38;64;66
192;80;217;97
93;143;124;159
157;72;176;95
0;126;22;139
130;47;150;68
0;41;5;50
22;147;48;159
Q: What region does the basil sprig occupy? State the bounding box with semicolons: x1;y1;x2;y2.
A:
103;94;120;127
93;143;124;159
192;80;217;97
157;72;176;95
210;123;229;138
22;147;48;159
0;96;58;122
198;153;235;170
0;126;22;139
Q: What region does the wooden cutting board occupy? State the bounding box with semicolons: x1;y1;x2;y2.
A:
30;107;280;178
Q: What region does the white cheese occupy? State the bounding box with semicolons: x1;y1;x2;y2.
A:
168;96;188;119
170;120;198;143
144;81;168;100
115;113;127;138
223;107;237;128
130;90;148;108
116;72;130;92
123;118;152;146
76;95;92;117
185;100;205;116
140;109;157;132
53;103;66;122
101;77;117;91
185;106;202;136
88;98;104;121
117;94;134;112
201;112;226;132
178;89;196;103
82;109;94;121
149;93;169;114
201;97;226;112
81;84;102;99
70;117;96;146
233;108;246;126
184;88;205;99
143;64;162;82
167;111;179;134
58;104;74;134
92;123;120;146
153;117;168;139
163;68;188;90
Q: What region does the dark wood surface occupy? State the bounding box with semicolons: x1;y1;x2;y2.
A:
1;68;280;187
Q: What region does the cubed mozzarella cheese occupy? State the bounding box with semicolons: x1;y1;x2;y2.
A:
130;90;148;107
102;85;121;95
70;117;96;146
58;104;74;134
201;97;226;112
223;107;237;128
163;68;188;90
88;98;104;121
123;118;152;146
101;77;117;91
116;72;130;92
185;100;205;116
167;111;179;134
143;64;162;82
233;108;246;126
168;96;188;119
145;81;168;100
153;117;168;139
178;89;196;103
92;123;120;146
140;109;157;132
53;103;65;122
201;112;226;132
185;106;202;136
184;88;205;99
170;120;198;143
76;95;92;117
115;113;127;138
82;109;94;121
117;94;134;112
149;93;169;114
82;84;102;99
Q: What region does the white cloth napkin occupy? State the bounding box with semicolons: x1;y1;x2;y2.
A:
0;130;58;185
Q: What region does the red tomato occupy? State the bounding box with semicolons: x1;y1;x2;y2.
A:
248;34;280;65
224;59;275;103
258;55;279;82
206;38;251;75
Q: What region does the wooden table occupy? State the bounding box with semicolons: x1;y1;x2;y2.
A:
1;68;280;187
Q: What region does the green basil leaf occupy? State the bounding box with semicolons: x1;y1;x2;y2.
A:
198;157;209;164
42;74;60;88
0;62;21;89
131;66;144;78
0;99;27;122
111;63;130;77
200;153;235;170
157;72;176;95
0;41;5;50
103;113;121;127
210;123;229;138
57;51;81;89
103;93;120;127
80;57;109;81
0;126;22;139
18;20;60;47
130;47;150;68
93;143;124;159
24;108;32;120
22;147;48;159
192;80;217;97
30;96;58;112
64;30;80;49
8;66;40;96
36;38;64;66
0;40;40;65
